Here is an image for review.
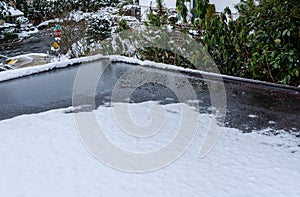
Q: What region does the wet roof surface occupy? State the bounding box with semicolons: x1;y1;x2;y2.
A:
0;60;299;136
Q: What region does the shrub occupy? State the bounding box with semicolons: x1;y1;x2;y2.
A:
202;0;300;86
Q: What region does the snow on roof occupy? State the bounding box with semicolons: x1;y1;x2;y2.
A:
7;6;24;17
139;0;176;8
0;101;299;196
0;53;299;196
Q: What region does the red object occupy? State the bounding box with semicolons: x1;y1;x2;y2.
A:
55;30;62;37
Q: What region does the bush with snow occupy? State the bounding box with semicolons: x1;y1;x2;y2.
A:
16;16;29;25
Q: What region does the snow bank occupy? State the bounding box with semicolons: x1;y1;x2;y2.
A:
37;18;63;29
0;102;299;196
17;27;39;39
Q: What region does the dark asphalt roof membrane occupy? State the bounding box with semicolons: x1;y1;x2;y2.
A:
0;61;299;137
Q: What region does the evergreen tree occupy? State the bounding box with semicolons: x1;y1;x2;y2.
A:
116;19;130;33
16;0;29;17
146;0;168;26
27;0;47;24
176;0;188;23
87;16;111;44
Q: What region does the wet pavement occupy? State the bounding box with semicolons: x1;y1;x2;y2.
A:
0;29;52;57
0;60;299;136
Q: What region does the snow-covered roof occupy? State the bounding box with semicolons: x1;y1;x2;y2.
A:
7;6;24;17
0;55;299;196
139;0;176;9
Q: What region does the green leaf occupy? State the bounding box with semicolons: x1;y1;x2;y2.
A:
295;70;299;77
271;51;275;58
282;29;288;36
273;62;279;69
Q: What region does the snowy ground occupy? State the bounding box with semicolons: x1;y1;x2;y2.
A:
0;101;299;197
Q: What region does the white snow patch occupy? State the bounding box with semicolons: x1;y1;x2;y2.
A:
17;26;39;39
6;6;24;17
0;102;299;196
248;114;258;118
37;18;63;28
